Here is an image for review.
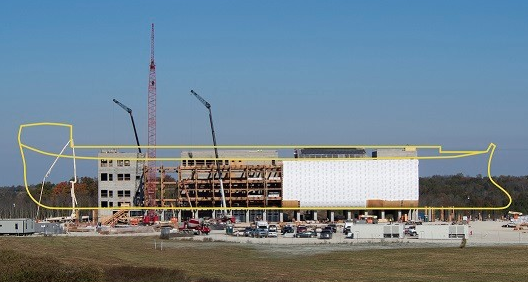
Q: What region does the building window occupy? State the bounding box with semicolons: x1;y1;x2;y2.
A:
124;190;131;197
108;190;114;197
101;173;108;181
108;174;113;181
15;223;18;230
108;160;113;167
101;190;108;197
124;160;130;166
117;160;124;167
101;159;108;167
118;174;131;181
101;201;108;207
118;190;124;197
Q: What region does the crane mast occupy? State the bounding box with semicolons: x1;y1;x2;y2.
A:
190;90;228;217
146;23;157;219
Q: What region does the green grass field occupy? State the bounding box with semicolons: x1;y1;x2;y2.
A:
0;236;526;282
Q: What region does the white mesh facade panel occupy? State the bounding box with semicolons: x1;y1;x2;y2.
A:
283;160;419;207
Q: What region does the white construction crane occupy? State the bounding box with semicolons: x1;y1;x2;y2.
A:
37;139;78;222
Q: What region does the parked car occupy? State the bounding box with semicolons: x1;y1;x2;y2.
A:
319;230;333;239
407;226;417;236
281;225;295;235
502;222;517;228
295;231;316;238
404;225;417;236
243;227;253;237
323;226;334;234
296;225;308;233
268;225;278;237
252;227;268;238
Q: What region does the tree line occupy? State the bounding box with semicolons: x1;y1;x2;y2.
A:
0;177;98;219
0;174;527;219
419;174;528;219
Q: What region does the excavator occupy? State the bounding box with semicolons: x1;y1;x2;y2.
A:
113;99;158;224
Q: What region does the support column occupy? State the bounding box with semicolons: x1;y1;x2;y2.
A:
262;211;267;222
330;211;335;222
313;211;318;221
246;210;250;223
296;211;301;222
194;210;199;219
347;211;352;220
397;210;402;222
177;210;182;222
279;212;284;223
381;210;386;220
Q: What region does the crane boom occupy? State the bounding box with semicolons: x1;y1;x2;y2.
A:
113;98;132;114
190;90;211;109
113;99;141;154
190;90;228;217
112;99;145;206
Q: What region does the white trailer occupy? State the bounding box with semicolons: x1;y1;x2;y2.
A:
0;218;35;235
347;224;404;239
415;224;468;239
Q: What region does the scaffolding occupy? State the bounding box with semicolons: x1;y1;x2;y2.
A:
176;164;283;209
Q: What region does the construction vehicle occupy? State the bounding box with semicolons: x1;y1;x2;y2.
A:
183;218;211;235
190;90;231;221
113;99;158;225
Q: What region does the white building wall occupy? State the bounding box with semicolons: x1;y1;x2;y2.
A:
282;160;419;207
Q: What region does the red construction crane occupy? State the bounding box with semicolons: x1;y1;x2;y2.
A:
145;23;158;224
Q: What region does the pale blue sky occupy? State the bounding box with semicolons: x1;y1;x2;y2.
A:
1;1;528;185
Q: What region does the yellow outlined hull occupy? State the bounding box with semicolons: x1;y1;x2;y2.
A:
18;122;512;211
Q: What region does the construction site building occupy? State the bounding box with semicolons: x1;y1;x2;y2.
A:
95;147;420;224
97;150;144;223
176;150;282;222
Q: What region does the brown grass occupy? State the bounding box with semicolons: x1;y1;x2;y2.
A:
0;236;527;282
